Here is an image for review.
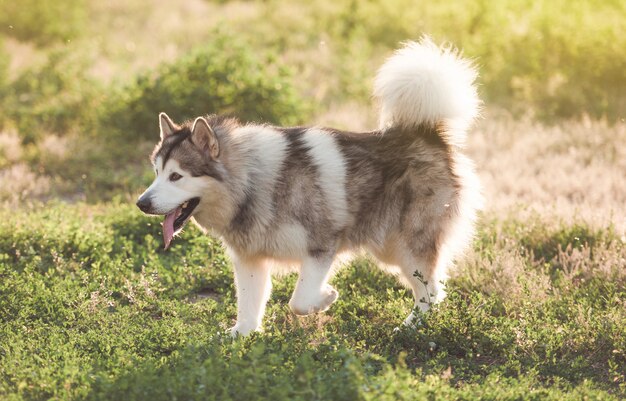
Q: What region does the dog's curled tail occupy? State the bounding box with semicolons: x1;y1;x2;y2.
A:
373;37;480;144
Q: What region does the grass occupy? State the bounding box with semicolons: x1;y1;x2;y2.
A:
1;0;625;399
0;203;625;400
0;0;86;46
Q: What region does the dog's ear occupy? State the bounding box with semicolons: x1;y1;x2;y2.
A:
191;117;219;159
159;112;178;140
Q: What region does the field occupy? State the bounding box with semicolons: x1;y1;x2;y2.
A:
1;0;625;400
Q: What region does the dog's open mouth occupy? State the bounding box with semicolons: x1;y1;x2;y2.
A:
162;197;200;249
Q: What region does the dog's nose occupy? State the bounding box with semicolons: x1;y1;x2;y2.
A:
136;197;152;213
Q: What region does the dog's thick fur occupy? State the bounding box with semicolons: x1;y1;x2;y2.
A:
137;38;482;335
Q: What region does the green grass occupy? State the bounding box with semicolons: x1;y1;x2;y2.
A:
0;0;86;46
241;0;626;120
1;203;624;400
395;0;626;120
1;1;625;399
100;30;309;142
0;49;102;144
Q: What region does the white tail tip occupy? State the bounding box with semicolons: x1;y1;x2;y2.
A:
374;37;480;140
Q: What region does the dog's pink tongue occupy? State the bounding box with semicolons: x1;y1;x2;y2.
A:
162;208;181;250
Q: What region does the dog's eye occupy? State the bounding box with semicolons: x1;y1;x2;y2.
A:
169;172;183;181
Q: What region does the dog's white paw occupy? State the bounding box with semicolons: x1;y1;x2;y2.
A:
399;311;424;330
318;286;339;312
228;322;260;337
289;285;339;316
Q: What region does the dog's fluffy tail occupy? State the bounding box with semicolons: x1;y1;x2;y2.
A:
373;37;479;144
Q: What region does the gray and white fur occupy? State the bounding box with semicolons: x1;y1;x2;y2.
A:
137;38;482;335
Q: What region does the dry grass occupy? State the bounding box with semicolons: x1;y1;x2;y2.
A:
85;0;214;81
0;130;23;164
469;112;626;230
4;0;262;81
0;163;51;203
455;222;626;307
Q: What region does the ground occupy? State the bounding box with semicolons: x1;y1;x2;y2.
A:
0;0;625;400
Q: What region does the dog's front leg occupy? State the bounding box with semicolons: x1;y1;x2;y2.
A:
229;255;272;336
289;254;338;316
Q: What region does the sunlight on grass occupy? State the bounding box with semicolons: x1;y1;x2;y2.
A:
0;0;624;399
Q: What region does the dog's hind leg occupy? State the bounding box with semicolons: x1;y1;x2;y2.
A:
230;255;272;336
289;253;338;316
397;248;448;327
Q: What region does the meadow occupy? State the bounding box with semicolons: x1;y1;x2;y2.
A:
0;0;625;399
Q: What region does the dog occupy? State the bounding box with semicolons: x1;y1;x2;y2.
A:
136;38;482;336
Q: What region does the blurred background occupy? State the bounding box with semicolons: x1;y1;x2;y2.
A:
0;0;624;226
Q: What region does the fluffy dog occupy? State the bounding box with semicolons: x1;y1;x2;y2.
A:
137;38;482;335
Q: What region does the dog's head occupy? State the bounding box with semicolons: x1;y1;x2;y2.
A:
137;112;225;249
